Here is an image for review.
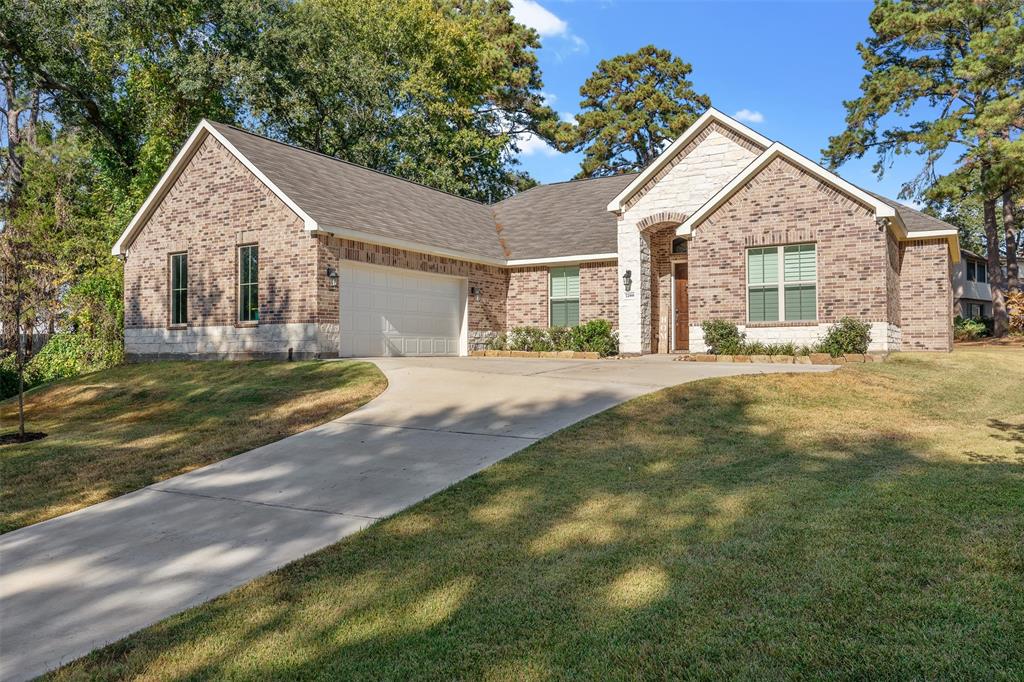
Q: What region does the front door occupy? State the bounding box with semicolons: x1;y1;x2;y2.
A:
673;262;688;351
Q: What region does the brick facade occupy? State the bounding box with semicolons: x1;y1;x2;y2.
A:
899;239;953;351
123;120;954;359
690;157;887;327
506;262;619;329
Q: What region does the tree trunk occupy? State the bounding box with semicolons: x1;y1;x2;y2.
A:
1003;190;1020;293
983;196;1009;336
17;314;26;438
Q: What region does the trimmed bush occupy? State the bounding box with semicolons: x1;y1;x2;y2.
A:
570;319;618;356
815;317;871;357
485;320;618;357
700;320;745;355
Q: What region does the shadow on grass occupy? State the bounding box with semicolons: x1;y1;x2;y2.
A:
44;374;1024;680
0;360;385;532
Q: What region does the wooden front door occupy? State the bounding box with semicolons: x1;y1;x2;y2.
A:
673;262;688;351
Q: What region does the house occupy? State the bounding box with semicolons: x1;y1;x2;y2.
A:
113;108;960;359
952;249;995;319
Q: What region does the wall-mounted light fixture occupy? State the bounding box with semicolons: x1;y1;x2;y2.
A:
469;285;483;302
622;269;632;292
326;266;339;290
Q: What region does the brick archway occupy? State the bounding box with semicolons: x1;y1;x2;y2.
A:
636;210;686;233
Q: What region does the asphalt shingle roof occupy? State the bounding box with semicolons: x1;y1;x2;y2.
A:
211;123;503;260
210;122;957;264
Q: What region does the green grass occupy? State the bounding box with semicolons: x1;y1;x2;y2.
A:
51;350;1024;680
0;361;386;532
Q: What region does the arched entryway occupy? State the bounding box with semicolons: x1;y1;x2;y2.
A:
636;212;688;353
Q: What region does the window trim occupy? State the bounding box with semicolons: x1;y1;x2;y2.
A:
548;266;580;327
168;252;188;328
237;243;259;325
745;243;818;323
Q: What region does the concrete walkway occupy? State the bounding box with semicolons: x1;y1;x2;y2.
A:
0;356;833;681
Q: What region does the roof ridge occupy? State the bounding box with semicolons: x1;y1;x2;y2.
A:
209;120;492;207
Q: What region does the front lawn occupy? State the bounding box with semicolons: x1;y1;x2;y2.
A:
1;361;386;532
51;350;1024;679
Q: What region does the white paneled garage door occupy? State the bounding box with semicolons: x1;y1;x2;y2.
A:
340;262;465;357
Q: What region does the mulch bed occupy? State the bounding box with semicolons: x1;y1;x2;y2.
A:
0;432;47;446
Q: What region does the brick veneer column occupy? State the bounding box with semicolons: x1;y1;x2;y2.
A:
899;239;953;351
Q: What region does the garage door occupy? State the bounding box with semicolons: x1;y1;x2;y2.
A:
340;262;465;357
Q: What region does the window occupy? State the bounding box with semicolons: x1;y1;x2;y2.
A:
672;237;688;254
967;261;987;283
169;253;187;326
747;244;816;322
238;244;259;322
549;266;580;327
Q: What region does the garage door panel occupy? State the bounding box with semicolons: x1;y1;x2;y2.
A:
340;263;464;357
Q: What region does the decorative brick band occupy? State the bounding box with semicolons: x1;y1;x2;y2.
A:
636;211;687;232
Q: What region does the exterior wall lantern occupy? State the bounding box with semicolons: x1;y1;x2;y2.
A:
326;266;339;290
469;285;483;302
622;269;632;292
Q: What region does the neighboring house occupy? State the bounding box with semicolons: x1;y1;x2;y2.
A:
113;109;960;359
952;249;995;319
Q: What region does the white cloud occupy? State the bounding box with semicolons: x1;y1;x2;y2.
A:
733;109;765;124
511;0;567;38
515;132;560;157
510;0;587;54
559;111;578;125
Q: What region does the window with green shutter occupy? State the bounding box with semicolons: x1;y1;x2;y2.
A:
747;248;779;322
549;266;580;327
747;244;816;322
238;244;259;322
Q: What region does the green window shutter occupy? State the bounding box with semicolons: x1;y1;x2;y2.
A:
749;287;779;322
549;267;580;327
783;244;815;281
784;284;816;320
748;248;778;285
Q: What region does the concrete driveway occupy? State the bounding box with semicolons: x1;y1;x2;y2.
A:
0;355;832;681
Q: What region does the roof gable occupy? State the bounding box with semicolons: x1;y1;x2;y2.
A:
606;108;771;213
113;120;316;257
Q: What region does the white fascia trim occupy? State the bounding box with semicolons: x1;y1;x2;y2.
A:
606;107;773;213
506;253;618;266
317;225;506;266
112;120;318;257
677;142;898;236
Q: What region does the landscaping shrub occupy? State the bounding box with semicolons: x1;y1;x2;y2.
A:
700;320;745;355
570;319;618;356
954;316;989;341
506;326;553;352
815;317;872;356
484;320;618;356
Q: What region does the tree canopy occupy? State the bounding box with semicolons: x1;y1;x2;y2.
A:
558;45;710;178
824;0;1023;333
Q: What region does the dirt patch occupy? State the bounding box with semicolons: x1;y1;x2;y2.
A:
0;432;47;446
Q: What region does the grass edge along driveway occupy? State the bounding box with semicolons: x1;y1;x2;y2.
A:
48;349;1024;680
0;360;386;532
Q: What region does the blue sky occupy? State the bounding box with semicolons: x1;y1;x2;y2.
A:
510;0;931;203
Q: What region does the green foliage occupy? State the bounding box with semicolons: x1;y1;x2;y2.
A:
701;318;871;357
486;320;618;356
27;333;122;384
816;318;872;357
954;316;990;341
569;320;619;356
700;320;745;355
0;355;36;402
558;45;710;178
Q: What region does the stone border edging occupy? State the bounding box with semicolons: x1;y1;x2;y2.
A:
673;352;887;365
